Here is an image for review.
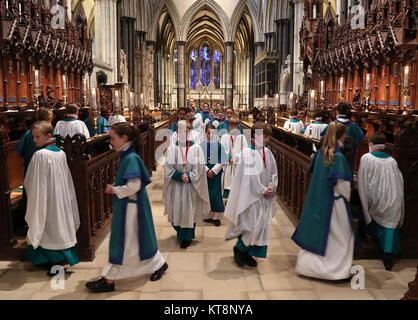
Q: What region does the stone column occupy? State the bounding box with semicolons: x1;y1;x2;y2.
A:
176;41;186;108
225;42;234;107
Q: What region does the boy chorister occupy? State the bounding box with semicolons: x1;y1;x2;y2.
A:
164;120;210;248
224;122;278;267
220;115;248;200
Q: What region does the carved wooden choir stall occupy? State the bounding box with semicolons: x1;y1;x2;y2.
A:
0;0;170;261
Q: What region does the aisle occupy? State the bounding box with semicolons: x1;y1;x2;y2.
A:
0;164;415;300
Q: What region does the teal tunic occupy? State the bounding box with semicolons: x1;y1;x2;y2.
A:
171;141;196;241
201;111;210;123
84;116;110;137
24;143;79;267
109;147;158;265
17;129;39;175
169;120;178;133
291;149;361;256
365;150;401;255
320;118;365;166
199;141;229;212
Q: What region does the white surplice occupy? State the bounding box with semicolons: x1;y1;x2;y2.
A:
24;148;80;250
224;146;278;247
55;116;91;139
295;179;354;280
101;175;166;280
163;143;210;228
108;115;127;126
283;119;304;133
220;133;248;193
305;123;328;140
358;147;404;229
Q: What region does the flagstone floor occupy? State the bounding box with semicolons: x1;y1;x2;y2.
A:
0;164;416;300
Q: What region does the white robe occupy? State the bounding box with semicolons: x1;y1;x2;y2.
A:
170;130;202;145
224;147;278;247
220;133;248;192
163;143;210;228
358;152;404;229
55;119;90;139
108;115;127;126
283;120;304;133
305;123;328;140
24;148;80;250
295;179;354;280
101;178;166;280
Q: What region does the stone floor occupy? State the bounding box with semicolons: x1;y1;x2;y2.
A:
0;164;416;300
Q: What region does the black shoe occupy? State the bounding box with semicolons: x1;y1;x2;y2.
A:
383;253;393;271
233;246;245;267
213;219;221;227
85;277;115;293
204;218;214;224
180;240;191;249
243;253;257;267
150;263;168;281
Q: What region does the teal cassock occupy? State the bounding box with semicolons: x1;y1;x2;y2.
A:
291;149;361;256
24;143;79;267
169;120;179;133
84;116;110;137
199;141;230;212
17;129;39;175
109;147;158;265
320;118;365;166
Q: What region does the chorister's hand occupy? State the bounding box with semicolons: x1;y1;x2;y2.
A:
182;173;189;183
105;185;114;194
264;188;274;197
207;170;215;178
229;157;236;164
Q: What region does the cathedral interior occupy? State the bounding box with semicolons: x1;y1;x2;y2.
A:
0;0;417;301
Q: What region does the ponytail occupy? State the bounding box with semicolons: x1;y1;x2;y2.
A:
111;122;141;154
322;122;346;167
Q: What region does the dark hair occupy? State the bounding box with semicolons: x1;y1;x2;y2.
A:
226;106;234;112
187;106;195;113
178;107;188;114
251;122;272;138
369;132;386;145
340;136;354;165
111;122;141;154
36;107;53;121
66;103;79;115
315;110;324;119
205;124;216;132
290;110;298;117
337;102;351;117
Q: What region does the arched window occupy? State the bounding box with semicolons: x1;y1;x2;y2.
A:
200;45;211;86
214;50;221;89
190;50;198;89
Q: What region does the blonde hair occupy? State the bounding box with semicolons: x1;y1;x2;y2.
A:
32;121;54;136
35;107;53;122
322;122;346;167
177;120;191;131
228;115;240;126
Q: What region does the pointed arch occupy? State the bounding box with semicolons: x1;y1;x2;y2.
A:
179;0;231;42
231;0;262;43
148;0;181;42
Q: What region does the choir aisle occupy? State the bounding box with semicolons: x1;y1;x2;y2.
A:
0;164;416;300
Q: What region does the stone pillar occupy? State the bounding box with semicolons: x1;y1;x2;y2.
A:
176;41;186;108
225;42;234;107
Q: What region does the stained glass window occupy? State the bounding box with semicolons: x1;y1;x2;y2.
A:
190;50;198;89
200;45;211;86
214;50;221;89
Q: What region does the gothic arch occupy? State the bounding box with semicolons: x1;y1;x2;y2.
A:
231;0;262;43
179;0;231;42
148;0;181;42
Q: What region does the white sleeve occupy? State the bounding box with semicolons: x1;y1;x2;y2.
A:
267;150;278;190
82;122;90;138
357;156;371;225
113;178;142;199
335;178;351;201
205;165;210;173
211;163;223;175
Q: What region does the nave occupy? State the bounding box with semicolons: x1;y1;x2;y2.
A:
0;164;416;300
